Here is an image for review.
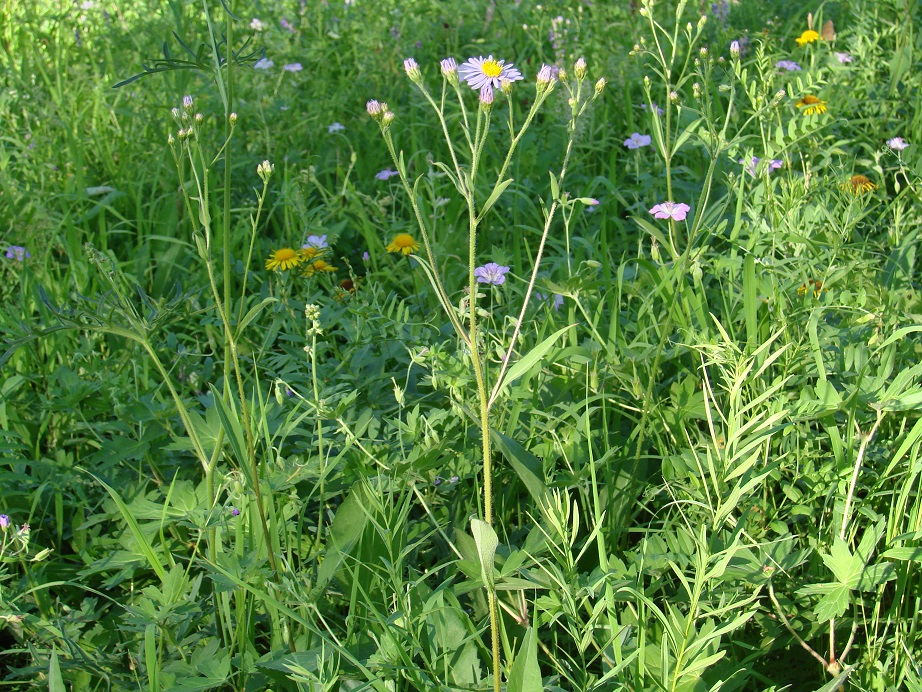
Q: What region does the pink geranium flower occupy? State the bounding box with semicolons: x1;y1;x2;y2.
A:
649;201;690;221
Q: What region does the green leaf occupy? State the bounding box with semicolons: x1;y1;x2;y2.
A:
493;324;571;402
209;388;247;472
314;482;369;592
235;297;277;339
812;665;854;692
548;171;559;201
48;647;66;692
491;430;548;508
479;178;514;218
470;517;498;590
507;628;542;692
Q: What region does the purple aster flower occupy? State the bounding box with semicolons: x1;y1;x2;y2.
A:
280;18;295;33
536;64;556;85
775;60;801;71
5;246;30;261
835;52;853;64
403;57;421;81
640;102;665;116
0;514;9;529
254;57;274;70
284;62;303;72
231;508;240;516
328;122;345;133
375;168;400;181
740;156;783;177
303;234;328;249
458;55;524;90
474;262;511;285
440;57;457;79
624;132;652;149
479;85;494;106
362;251;370;261
649;201;691;221
887;137;909;151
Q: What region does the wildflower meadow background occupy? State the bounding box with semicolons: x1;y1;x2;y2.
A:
1;0;921;690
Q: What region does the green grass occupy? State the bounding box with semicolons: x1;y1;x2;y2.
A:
1;0;921;690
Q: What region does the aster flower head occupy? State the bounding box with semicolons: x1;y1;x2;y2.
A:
741;156;783;177
887;137;909;151
362;251;370;261
231;508;240;516
835;52;853;64
440;57;458;83
386;233;419;255
843;174;877;195
403;57;421;83
375;168;400;181
624;133;652;149
304;259;337;275
535;292;565;311
796;29;820;46
366;99;384;118
250;17;266;31
284;62;303;72
303;234;328;249
266;247;304;271
5;245;30;261
649;201;691;221
641;102;665;116
730;40;740;57
776;59;801;71
328;122;345;133
254;57;274;70
474;262;511;285
479;85;494;109
536;64;556;86
457;55;524;90
0;514;9;529
796;94;827;115
574;57;587;80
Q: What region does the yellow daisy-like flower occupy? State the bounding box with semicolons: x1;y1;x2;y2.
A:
386;233;420;255
843;174;877;195
301;246;324;261
266;247;303;271
796;30;820;46
796;95;827;115
798;279;823;297
304;259;337;275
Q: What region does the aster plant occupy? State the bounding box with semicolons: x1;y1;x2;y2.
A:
368;54;603;691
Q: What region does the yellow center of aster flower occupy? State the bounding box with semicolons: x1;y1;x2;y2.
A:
387;233;419;255
796;30;820;46
481;59;502;78
846;175;876;194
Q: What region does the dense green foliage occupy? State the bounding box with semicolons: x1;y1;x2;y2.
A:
1;0;921;690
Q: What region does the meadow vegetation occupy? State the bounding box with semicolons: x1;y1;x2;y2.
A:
1;0;921;689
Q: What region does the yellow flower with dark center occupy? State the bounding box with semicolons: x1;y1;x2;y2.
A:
796;95;827;115
266;248;303;271
843;175;877;195
798;279;823;297
304;259;337;275
796;30;820;46
386;233;420;255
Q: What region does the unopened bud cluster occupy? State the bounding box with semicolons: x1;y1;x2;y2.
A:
257;160;274;183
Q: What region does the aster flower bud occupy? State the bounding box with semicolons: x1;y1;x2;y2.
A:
229;112;238;126
730;40;740;58
257;160;274;182
700;46;708;57
644;75;651;88
366;99;384;119
500;78;513;95
669;90;679;104
171;107;181;121
537;64;555;86
194;112;203;125
594;77;606;95
574;57;587;80
168;132;175;145
558;68;568;83
693;82;702;99
440;57;458;84
479;85;494;110
183;95;194;111
382;110;395;127
403;57;421;83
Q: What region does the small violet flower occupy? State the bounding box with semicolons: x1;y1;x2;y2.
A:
254;57;274;70
640;102;665;116
375;168;400;181
303;234;329;249
741;156;783;177
0;514;9;529
474;262;511;285
284;62;303;72
536;292;565;311
835;52;854;64
775;60;801;71
362;251;370;262
5;246;30;261
250;17;266;31
231;508;240;516
623;132;652;149
328;122;345;133
887;137;909;151
649;201;691;221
